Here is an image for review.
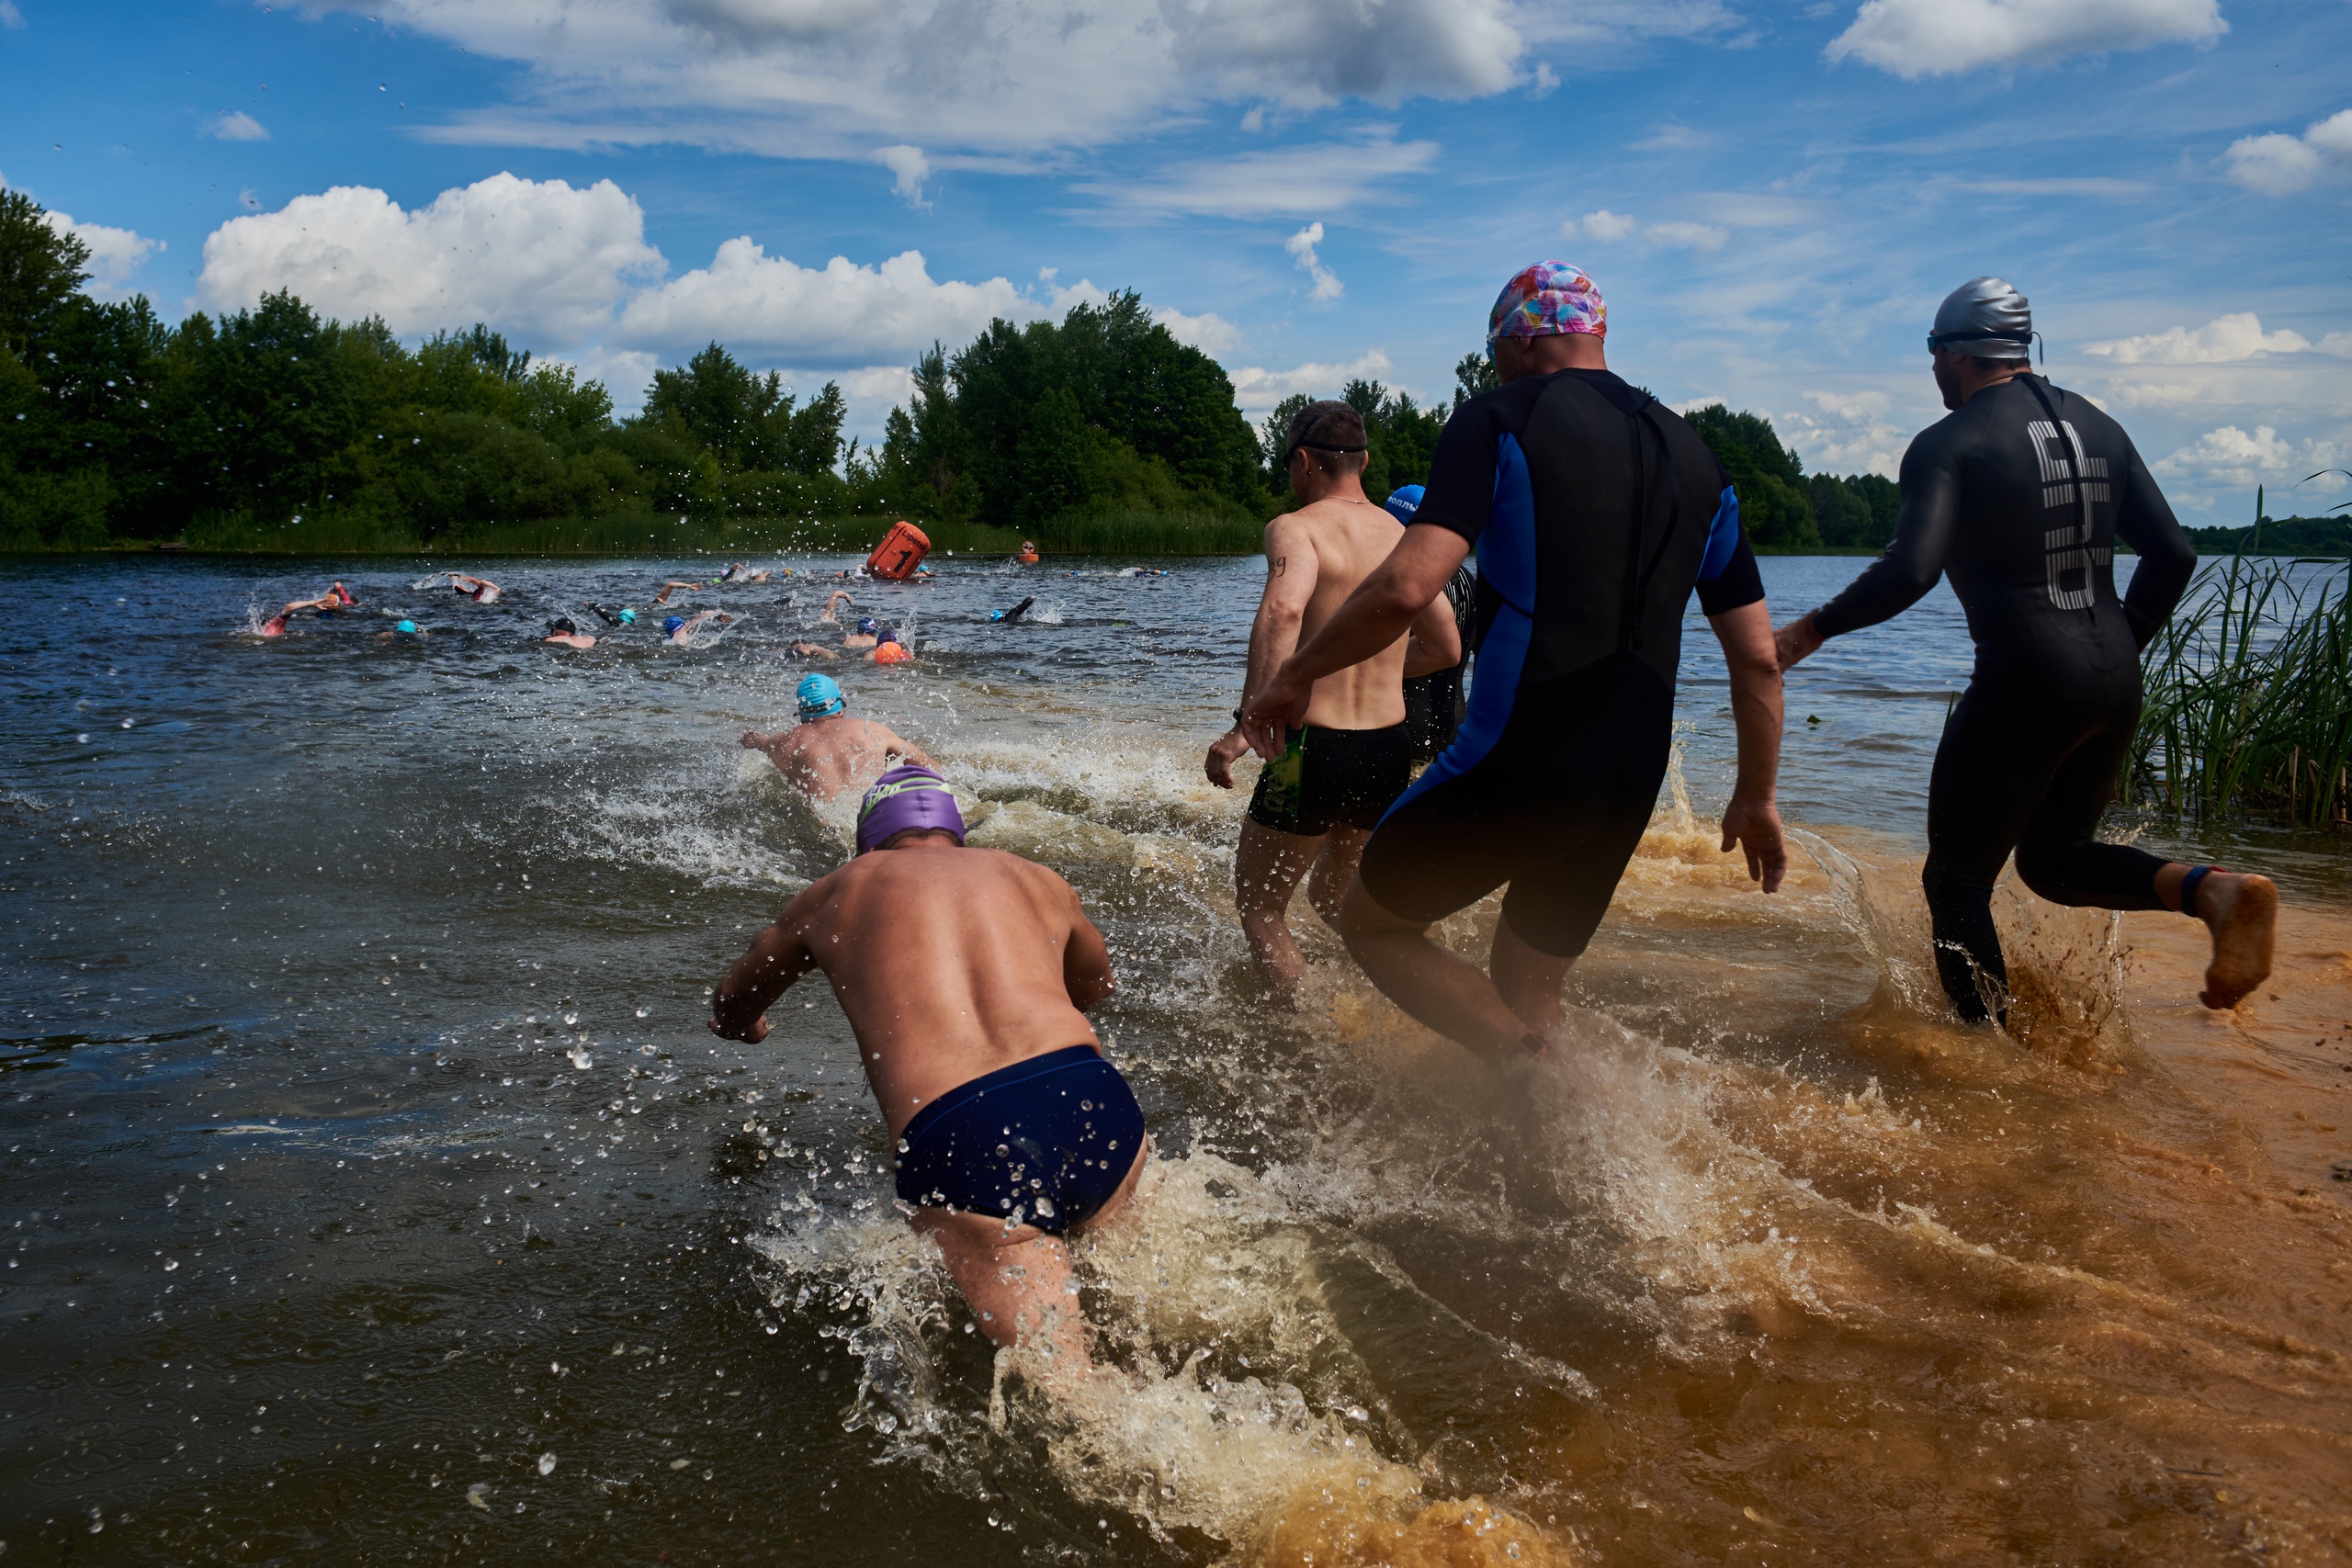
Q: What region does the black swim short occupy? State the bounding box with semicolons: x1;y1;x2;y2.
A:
1245;723;1412;838
1357;655;1671;959
892;1045;1144;1235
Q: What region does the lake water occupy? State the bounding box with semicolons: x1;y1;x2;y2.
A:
5;552;2350;1565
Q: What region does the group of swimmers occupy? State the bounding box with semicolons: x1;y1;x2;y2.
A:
705;258;2284;1372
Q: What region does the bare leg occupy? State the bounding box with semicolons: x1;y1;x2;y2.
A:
1305;826;1371;927
2154;863;2279;1009
1236;818;1324;991
1336;878;1543;1063
916;1212;1091;1372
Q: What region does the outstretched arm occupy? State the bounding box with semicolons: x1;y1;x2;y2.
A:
709;895;822;1043
1402;583;1464;677
884;728;938;770
1242;524;1469;757
1709;599;1787;893
1779;440;1959;671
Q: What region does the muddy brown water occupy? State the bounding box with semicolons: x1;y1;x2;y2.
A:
4;555;2347;1565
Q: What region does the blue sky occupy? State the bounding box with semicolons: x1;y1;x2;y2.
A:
3;0;2346;515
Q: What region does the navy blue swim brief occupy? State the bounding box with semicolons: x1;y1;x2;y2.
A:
892;1045;1144;1236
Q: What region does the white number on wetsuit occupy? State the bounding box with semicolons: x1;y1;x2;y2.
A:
2028;418;2111;610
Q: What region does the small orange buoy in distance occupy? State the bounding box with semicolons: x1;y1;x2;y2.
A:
1017;538;1040;565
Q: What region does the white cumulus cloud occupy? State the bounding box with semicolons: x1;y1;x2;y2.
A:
2225;109;2352;196
1284;222;1343;302
875;145;929;209
1227;349;1394;418
1071;136;1440;220
2084;312;2313;365
1564;210;1725;250
616;241;1037;364
205;110;270;141
1156;306;1243;357
2153;425;2347;498
328;0;1723;157
40;209;164;288
197;174;664;343
1826;0;2225;79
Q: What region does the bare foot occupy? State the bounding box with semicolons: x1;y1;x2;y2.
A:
2199;872;2278;1010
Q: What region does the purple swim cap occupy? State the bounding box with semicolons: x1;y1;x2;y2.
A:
855;766;966;855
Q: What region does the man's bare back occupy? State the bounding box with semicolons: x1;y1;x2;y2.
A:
1271;499;1446;730
708;799;1140;1365
741;714;933;803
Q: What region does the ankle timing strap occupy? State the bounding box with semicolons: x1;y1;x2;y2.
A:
2179;864;2221;917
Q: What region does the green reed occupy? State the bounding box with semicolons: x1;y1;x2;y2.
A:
2129;547;2352;829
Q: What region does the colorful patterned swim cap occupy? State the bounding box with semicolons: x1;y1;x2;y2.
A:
1487;261;1605;343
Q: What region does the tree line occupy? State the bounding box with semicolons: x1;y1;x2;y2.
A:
2;186;1887;552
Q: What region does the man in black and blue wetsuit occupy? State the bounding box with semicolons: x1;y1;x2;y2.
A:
1776;276;2276;1019
1243;261;1789;1064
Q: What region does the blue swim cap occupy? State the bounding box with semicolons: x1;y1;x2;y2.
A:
618;607;637;625
662;615;686;637
797;672;846;718
855;616;880;636
395;619;418;635
1383;483;1426;524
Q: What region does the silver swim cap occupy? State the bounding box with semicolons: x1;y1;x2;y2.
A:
1929;276;2035;359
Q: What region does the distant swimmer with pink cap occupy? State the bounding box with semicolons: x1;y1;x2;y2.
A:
708;764;1143;1371
447;573;501;604
740;673;936;804
259;581;357;637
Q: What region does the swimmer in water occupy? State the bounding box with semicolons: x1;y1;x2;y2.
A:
583;602;637;627
544;617;597;649
842;616;882;650
259;581;360;636
1774;276;2268;1017
1245;263;1787;1061
1207;401;1462;993
740;673;937;803
818;590;855;625
785;641;840;660
991;595;1036;625
708;766;1137;1371
652;581;702;606
718;562;772;583
374;619;424;640
447;573;501;604
663;609;734;646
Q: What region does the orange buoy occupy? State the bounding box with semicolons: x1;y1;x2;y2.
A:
873;639;914;664
1017;538;1040;565
865;521;932;581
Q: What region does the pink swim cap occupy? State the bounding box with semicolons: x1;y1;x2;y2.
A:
855;766;966;854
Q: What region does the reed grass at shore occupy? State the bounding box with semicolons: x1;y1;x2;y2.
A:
2130;554;2352;829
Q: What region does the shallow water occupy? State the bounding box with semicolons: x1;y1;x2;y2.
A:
5;553;2349;1565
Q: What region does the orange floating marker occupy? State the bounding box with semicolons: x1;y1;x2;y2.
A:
873;639;913;664
865;521;931;581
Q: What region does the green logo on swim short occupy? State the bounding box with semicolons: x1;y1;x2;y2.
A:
1260;731;1306;818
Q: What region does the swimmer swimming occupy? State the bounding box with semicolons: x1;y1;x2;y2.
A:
373;619;424;640
259;581;359;636
663;609;734;646
447;573;501;604
819;590;855;625
544;617;596;649
1774;276;2269;1018
740;673;937;803
1206;400;1462;993
785;641;840;660
842;616;882;650
583;602;637;627
652;581;702;606
708;766;1137;1371
991;596;1036;625
1245;262;1787;1063
718;562;772;583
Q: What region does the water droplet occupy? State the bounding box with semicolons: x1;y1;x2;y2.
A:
995;1144;1010;1157
635;1006;649;1018
537;1452;556;1475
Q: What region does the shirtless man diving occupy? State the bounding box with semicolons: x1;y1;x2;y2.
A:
741;674;937;804
1205;400;1462;991
707;767;1142;1369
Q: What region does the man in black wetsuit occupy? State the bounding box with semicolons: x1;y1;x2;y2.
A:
1243;261;1789;1063
1775;276;2276;1019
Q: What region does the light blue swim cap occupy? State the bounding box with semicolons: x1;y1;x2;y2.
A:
395;619;418;635
618;607;637;625
797;672;846;718
1383;484;1426;524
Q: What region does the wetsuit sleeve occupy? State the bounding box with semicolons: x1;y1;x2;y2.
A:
1812;434;1960;638
1410;399;1504;544
2114;442;2196;649
1694;483;1765;615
